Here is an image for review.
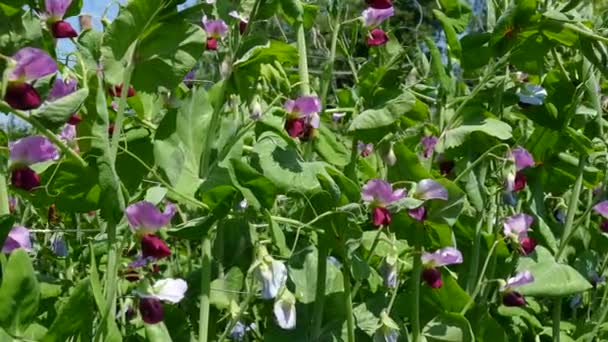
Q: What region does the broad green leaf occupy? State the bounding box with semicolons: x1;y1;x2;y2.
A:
424;36;453;96
145;322;173;342
387;143;432;182
348;92;416;132
288;248;343;304
540;19;579;46
437;113;512;152
33;89;88;130
209;268;244;310
422;313;474;342
516;246;592;296
421;272;470;313
496;305;542;329
353;303;380;337
0;250;39;333
280;0;304;23
314;125;350;167
228;158;279;210
116;128;154;192
42;279;95;342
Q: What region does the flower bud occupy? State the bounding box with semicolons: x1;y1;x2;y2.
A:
141;234;171;260
422;267;443;289
139;297;164;324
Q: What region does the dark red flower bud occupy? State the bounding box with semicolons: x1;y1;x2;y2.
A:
239;21;248;34
601;220;608;233
285;118;307;138
439;160;455;176
141;234;171;260
409;207;427;222
513;172;527;192
503;291;526;307
206;37;218;50
52;20;78;38
68;113;82;125
366;0;392;9
4;83;42;110
519;237;537;255
11;166;41;191
372;207;391;226
367;28;389;46
139;297;164;324
109;84;136;97
422;268;443;289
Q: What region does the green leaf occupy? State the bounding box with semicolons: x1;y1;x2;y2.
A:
145;322;173;342
437;110;512;153
228;158;279;210
422;313;474;342
209;267;244;310
540;19;579;46
280;0;304;23
388;143;432;182
116;128;154;192
288;248;343;304
0;215;15;251
434;10;463;57
353;303;380;337
313;125;350;167
33;89;88;130
424;36;453;96
42;279;95;342
348;92;417;132
0;249;39;333
516;246;592;296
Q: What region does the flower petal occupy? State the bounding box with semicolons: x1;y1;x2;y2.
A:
362;6;394;27
48;77;77;101
151;278;188;303
421;246;463;267
510;147;535;171
362;179;404;204
502;271;534;291
10;135;59;165
416;179;448;201
593;201;608;219
503;214;534;241
10;48;58;82
45;0;72;18
273;297;296;330
125;201;176;232
2;226;32;253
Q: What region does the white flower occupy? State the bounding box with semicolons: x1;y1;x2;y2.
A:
517;84;547;106
273;291;296;330
256;259;287;299
148;278;188;303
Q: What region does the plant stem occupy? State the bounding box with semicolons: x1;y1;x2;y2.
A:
320;19;340;109
342;256;355;342
466;219;484;293
199;82;227;179
109;61;135;162
0;173;9;216
351;226;384;298
312;234;328;340
411;227;422;342
553;298;562;342
556;156;587;261
199;236;212;342
296;21;310;95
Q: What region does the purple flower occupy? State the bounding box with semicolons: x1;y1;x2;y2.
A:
139;297;164;324
147;278;188;303
357;141;374;157
256;258;288;300
408;206;427;222
519;236;537;255
184;69;196;87
203;16;228;38
422;268;443;289
48;77;77;101
366;0;393;9
593;201;608;219
362;179;405;205
366;28;389;46
9;48;58;83
362;6;394;27
503;292;526;307
421;136;438;159
59;124;78;152
5;48;57;110
510;147;535;171
421;247;463;267
503;214;534;242
500;271;534;292
229;11;249;34
45;0;72;19
10;136;59;166
125;201;177;233
284;96;321;117
45;0;78;38
2;226;32;253
414;179;448;201
141;234;171;260
51;233;68;257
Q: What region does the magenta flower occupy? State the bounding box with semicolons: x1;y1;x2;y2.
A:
362;7;394;27
503;214;534;242
421;136;438;159
421;247;463;289
45;0;78;38
284;96;321;140
593;201;608;219
2;226;32;253
48;77;77;101
366;0;392;9
59;124;77;151
125;201;177;233
409;179;448;222
139;297;164;324
500;271;534;307
372;207;392;226
358;141;374;157
203;16;228;50
5;48;57;110
366;28;389;46
10;136;59;166
141;234;171;260
11;167;41;191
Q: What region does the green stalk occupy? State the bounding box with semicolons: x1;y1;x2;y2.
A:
311;234;328;340
411;227;422;342
0;174;9;216
199;82;227;179
109;61;135;162
555;156;587;261
342;257;355;342
466;219;484;293
319;19;340;108
296;21;310;95
553;298;562;342
199;236;212;342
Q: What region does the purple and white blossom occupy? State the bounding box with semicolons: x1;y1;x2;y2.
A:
273;290;296;330
255;256;288;300
421;247;463;268
10;136;59;166
517;84;547;106
362;6;394;27
503;214;534;242
362;179;405;205
414;179;448;201
125;201;177;233
2;226;32;253
500;271;534;292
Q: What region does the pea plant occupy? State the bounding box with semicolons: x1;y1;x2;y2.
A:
1;0;608;341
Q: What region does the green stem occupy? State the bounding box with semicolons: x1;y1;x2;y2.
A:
461;241;499;315
109;62;135;162
411;228;422;342
320;20;340;109
351;226;384;298
553;298;562;342
296;21;310;95
342;257;355;342
0;174;9;216
453;144;509;182
199;236;212;342
555;156;587;261
589;284;608;341
466;219;484;293
312;233;328;340
199;82;227;179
